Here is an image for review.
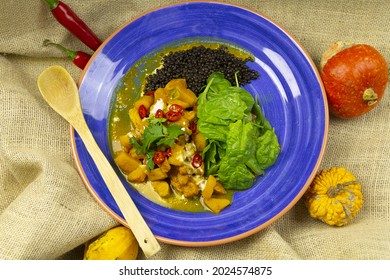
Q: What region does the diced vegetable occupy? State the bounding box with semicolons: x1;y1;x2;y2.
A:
134;95;154;110
151;181;171;198
148;168;168;181
193;132;207;151
114;151;141;174
167;144;185;166
118;134;131;152
127;165;147;182
202;175;216;199
204;197;231;214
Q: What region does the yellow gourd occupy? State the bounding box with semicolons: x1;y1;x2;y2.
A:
305;167;363;226
84;226;139;260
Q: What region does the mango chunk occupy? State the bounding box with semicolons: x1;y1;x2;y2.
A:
127;165;147;182
129;108;144;132
151;181;171;198
167;144;185;166
159;158;171;173
194;132;207;151
164;78;198;107
167;99;190;110
148;168;168;181
118;134;131;152
204;197;231;214
202;175;216;199
213;181;227;195
114;152;141;174
153;87;169;103
133;95;154;110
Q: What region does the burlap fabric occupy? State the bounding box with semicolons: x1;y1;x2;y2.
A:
1;0;389;260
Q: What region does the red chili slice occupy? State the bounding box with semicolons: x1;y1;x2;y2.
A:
192;153;203;168
138;105;148;119
169;104;183;114
153;150;166;165
145;91;155;96
155;109;165;119
165;110;181;122
189;120;197;133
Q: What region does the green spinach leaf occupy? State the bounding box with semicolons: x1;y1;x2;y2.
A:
256;129;280;170
198;72;280;191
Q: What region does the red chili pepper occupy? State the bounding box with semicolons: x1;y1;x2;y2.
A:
44;0;102;51
169;104;183;114
155;109;165;119
192;153;203;168
43;39;91;69
165;110;181;122
165;104;183;122
153;150;166;165
138;105;148;119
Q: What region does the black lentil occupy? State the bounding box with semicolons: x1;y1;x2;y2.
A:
144;45;259;94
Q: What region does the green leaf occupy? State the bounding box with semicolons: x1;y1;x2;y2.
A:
198;91;247;125
224;86;254;113
252;97;272;134
130;137;142;154
145;151;156;170
255;129;280;169
156;124;184;147
197;121;229;142
141;123;165;152
133;122;184;155
207;72;232;93
197;72;280;191
203;140;223;175
218;160;255;190
217;120;259;189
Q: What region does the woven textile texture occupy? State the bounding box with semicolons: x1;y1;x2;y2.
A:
0;0;389;260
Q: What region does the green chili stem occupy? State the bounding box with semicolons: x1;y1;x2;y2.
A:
43;39;77;60
43;0;59;10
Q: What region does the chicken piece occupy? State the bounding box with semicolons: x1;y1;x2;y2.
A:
181;180;199;198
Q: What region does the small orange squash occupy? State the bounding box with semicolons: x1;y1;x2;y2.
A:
320;41;388;118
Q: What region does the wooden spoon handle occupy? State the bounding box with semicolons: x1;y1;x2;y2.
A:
75;120;161;257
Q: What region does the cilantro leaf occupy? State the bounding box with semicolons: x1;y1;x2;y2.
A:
156;124;185;147
130;122;185;156
145;150;156;170
130;137;142;154
148;116;167;125
141;123;164;153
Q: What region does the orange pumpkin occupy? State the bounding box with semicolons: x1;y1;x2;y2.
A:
320;41;388;118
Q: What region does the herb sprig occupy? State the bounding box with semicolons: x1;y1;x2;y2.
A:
130;118;185;169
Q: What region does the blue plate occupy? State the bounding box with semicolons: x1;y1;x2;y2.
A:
72;1;328;246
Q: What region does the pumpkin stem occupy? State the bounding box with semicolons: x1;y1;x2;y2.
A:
327;181;358;198
363;88;378;106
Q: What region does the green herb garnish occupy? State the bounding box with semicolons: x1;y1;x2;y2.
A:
130;120;185;169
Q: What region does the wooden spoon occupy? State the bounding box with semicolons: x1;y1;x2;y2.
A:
37;65;161;257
